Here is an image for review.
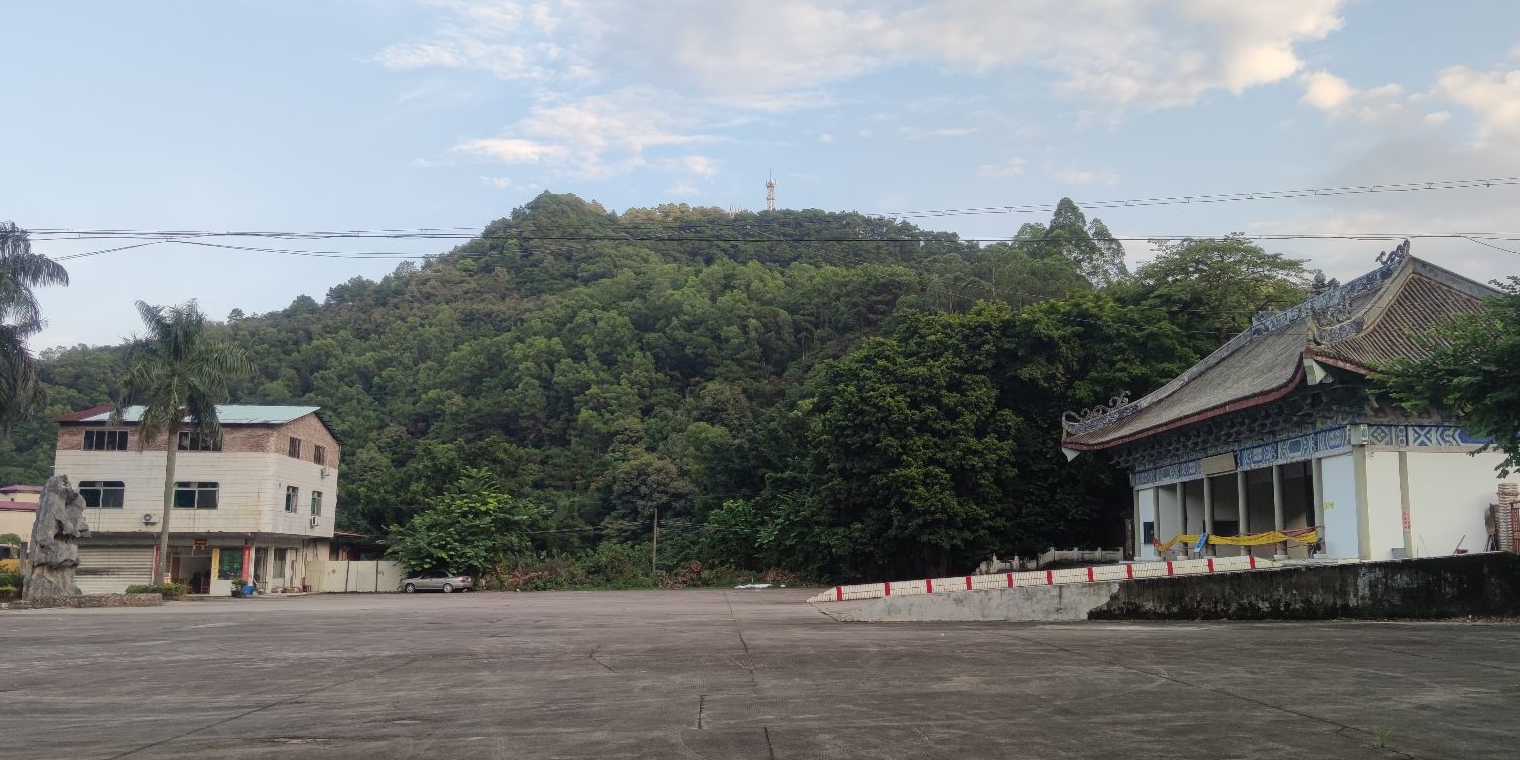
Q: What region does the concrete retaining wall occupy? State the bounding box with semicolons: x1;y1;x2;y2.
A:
1089;552;1520;620
841;581;1122;622
3;593;163;610
836;553;1520;622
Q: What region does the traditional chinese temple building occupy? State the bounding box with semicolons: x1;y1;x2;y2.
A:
1062;243;1516;561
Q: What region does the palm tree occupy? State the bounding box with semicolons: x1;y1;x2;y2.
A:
0;221;68;428
117;300;252;583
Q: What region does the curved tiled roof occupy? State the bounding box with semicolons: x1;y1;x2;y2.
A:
1063;251;1497;450
1310;271;1483;371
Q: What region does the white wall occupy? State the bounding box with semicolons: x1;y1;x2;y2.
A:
1135;488;1158;559
1406;451;1517;558
1318;453;1359;559
1156;485;1180;549
1363;450;1407;560
55;449;333;540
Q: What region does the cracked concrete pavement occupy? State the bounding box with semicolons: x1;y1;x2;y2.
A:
2;589;1518;758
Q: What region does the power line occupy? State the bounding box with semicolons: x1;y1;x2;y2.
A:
44;231;1520;265
880;176;1520;219
25;174;1520;243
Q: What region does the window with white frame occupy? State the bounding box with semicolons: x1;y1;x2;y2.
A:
83;430;128;451
284;485;299;513
78;481;125;508
173;482;219;509
310;490;322;516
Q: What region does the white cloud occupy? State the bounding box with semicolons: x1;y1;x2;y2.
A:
899;125;978;139
1301;71;1355;111
978;157;1026;178
818;133;834;143
668;181;697;195
456;137;565;163
1434;66;1520;141
1301;65;1520;142
381;0;1351;112
478;175;513;188
455;89;716;178
657;154;720;179
1052;168;1119;185
1298;71;1414;124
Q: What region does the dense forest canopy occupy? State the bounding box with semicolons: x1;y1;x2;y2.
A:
0;192;1310;580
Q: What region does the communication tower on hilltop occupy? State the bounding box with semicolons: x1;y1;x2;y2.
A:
765;171;776;212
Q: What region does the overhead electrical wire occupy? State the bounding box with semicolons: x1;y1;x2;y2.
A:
45;231;1520;263
880;175;1520;219
26;173;1520;244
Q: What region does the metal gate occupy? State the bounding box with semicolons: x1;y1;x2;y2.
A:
74;546;155;594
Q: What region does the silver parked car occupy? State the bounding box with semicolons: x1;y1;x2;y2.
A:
401;570;475;593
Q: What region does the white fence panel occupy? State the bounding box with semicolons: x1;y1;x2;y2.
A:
307;560;406;593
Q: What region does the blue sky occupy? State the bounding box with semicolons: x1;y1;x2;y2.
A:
6;0;1520;348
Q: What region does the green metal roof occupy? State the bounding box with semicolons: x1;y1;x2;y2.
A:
76;405;321;425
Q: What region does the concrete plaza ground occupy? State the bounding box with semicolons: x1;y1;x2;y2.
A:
2;590;1518;759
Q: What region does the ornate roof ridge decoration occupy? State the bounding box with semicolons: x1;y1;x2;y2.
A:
1061;393;1132;434
1061;240;1412;438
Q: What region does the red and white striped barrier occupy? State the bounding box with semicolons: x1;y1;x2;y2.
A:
807;554;1278;603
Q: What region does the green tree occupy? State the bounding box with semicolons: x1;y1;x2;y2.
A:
1128;234;1309;350
384;468;548;575
116;301;252;583
0;222;68;428
1014;199;1128;287
1381;279;1520;475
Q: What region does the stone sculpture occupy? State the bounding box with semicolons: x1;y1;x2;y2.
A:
24;475;91;599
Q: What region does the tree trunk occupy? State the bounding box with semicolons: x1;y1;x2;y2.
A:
157;418;180;584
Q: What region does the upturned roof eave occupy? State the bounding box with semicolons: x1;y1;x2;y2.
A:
1063;365;1306;452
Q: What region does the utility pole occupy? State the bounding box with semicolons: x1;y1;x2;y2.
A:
651;507;659;582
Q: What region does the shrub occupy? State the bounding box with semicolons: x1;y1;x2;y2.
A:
125;583;187;598
0;585;18;600
0;569;21;589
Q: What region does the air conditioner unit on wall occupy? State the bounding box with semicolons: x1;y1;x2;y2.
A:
142;513;158;525
320;466;330;478
310;515;321;528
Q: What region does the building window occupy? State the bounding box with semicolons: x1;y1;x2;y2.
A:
310;490;322;516
287;437;302;459
313;445;326;466
79;481;125;508
173;482;219;509
178;432;222;451
83;430;129;451
284;485;299;513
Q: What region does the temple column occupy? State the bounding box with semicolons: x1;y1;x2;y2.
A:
1272;464;1287;558
1311;457;1325;557
1202;476;1215;556
1175;482;1187;557
1236;470;1249;557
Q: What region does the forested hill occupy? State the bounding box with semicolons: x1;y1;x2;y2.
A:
0;192;1310;579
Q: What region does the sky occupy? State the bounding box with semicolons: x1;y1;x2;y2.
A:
6;0;1520;349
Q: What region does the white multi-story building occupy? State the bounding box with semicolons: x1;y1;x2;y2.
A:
54;405;341;594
